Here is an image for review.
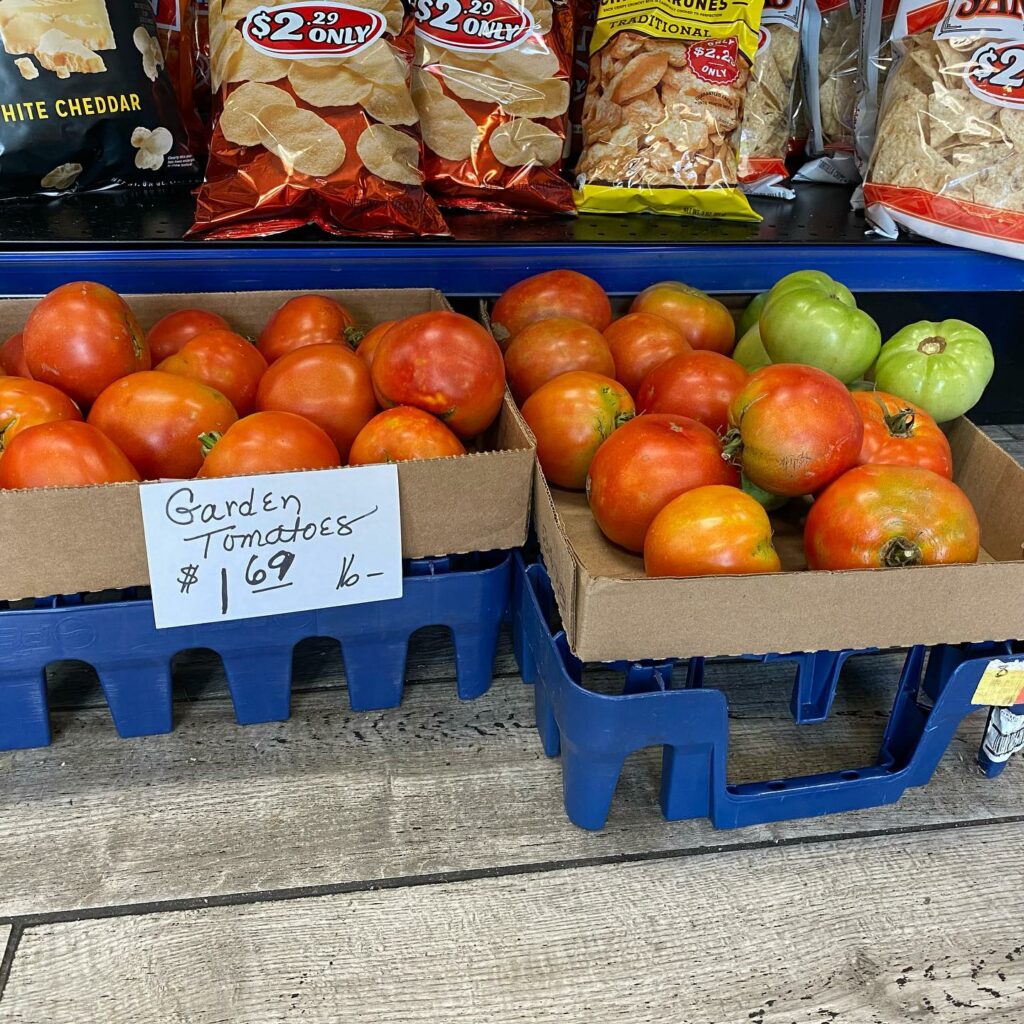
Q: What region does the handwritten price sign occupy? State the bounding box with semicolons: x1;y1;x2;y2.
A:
139;466;402;629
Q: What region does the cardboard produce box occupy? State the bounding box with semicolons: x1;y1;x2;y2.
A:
0;289;534;602
531;418;1024;662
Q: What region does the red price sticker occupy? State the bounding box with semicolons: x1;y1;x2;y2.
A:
414;0;534;53
243;2;386;59
688;36;739;85
968;41;1024;109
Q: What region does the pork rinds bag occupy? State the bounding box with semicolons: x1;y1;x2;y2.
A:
740;0;804;190
574;0;764;219
412;0;575;214
191;0;447;238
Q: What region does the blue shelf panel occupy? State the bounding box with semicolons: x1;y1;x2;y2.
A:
1;184;1022;294
4;241;1022;296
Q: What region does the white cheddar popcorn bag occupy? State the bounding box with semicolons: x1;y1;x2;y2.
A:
0;0;198;196
864;0;1024;258
796;0;861;182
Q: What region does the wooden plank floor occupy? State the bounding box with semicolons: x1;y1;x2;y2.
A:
0;425;1021;1022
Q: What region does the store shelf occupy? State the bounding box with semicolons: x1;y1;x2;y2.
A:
2;184;1023;294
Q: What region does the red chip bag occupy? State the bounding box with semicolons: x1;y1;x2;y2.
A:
412;0;575;214
191;0;448;238
154;0;206;154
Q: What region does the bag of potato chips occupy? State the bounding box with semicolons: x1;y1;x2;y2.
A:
0;0;199;197
154;0;205;153
412;0;575;214
796;0;860;181
191;0;447;237
573;0;764;219
864;0;1024;258
739;0;804;194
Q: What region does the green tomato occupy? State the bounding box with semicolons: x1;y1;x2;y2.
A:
737;291;768;338
733;324;771;372
874;319;994;423
759;270;880;383
741;472;788;511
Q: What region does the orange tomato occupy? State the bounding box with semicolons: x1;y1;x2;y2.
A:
0;333;31;378
157;329;268;415
852;390;953;478
256;343;377;461
491;270;612;346
521;371;634;490
257;294;355;363
0;421;140;489
372;312;505;439
602;313;692;396
355;321;396;370
0;377;82;458
146;309;231;363
88;371;238;480
637;350;748;434
504;317;615;404
644;485;782;577
198;411;340;478
349;406;466;465
587;414;739;552
631;282;736;355
24;282;150;406
805;464;979;570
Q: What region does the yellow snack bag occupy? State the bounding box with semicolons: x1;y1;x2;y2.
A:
574;0;765;219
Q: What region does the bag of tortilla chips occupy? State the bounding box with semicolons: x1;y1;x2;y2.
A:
864;0;1024;258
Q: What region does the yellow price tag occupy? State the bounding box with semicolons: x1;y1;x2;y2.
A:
973;659;1024;707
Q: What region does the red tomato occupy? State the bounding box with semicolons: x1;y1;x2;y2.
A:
0;421;139;489
355;320;396;370
256;343;377;462
521;371;634;490
805;465;979;570
630;282;736;355
372;312;505;439
0;377;82;457
24;282;150;406
644;485;782;577
157;329;268;416
349;406;466;465
0;333;31;378
587;414;739;552
491;271;612;346
198;411;340;478
146;309;231;363
728;364;863;497
637;351;748;435
88;371;238;480
852;390;953;478
602;313;692;396
257;294;355;363
504;317;615;404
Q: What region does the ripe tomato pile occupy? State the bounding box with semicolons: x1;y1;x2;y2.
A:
0;284;506;490
495;269;991;578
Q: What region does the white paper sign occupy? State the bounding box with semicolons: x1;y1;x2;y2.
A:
139;465;403;629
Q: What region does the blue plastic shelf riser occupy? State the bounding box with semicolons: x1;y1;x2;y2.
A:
511;553;1023;831
0;553;511;752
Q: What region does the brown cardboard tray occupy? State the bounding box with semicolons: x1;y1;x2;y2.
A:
532;418;1024;662
0;288;534;602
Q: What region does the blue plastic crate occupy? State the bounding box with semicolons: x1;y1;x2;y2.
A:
511;552;1023;831
0;552;511;751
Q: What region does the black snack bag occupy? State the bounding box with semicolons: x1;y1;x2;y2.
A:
0;0;199;196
